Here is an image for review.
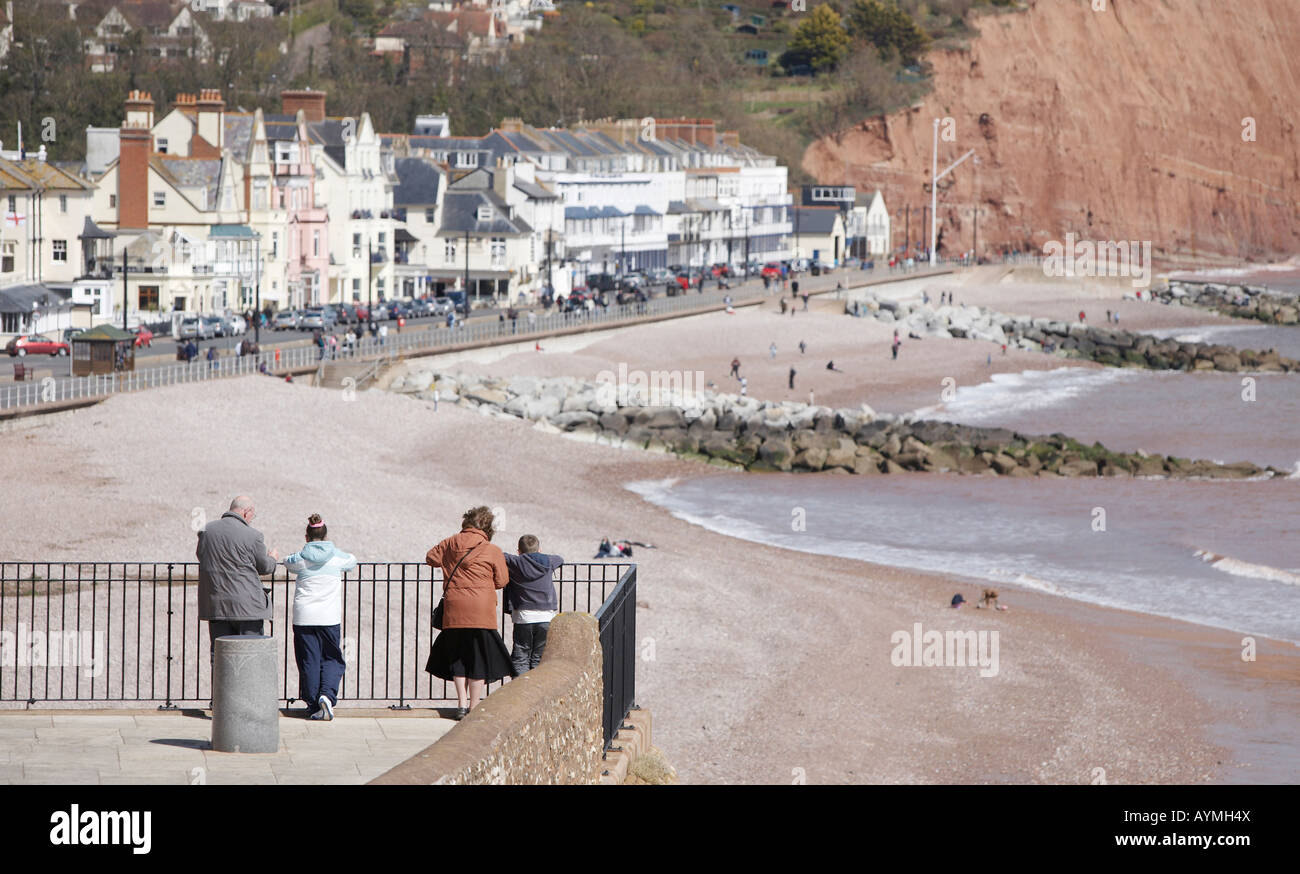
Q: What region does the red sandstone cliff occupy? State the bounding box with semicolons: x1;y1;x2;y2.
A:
804;0;1300;264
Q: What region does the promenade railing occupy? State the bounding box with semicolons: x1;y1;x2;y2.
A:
1;265;953;411
0;560;637;746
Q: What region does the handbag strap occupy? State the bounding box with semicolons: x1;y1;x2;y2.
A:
441;542;483;593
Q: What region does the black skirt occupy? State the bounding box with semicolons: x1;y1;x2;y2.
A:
425;628;515;682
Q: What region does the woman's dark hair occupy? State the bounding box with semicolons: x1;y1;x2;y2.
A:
461;506;494;541
306;513;327;542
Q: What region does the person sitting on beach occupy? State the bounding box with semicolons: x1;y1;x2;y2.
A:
950;593;966;609
281;514;356;720
594;536;615;559
504;535;563;676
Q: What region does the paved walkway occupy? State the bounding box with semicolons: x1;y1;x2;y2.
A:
0;709;455;784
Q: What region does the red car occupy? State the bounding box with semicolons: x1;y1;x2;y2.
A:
6;334;70;357
761;262;783;279
133;326;154;348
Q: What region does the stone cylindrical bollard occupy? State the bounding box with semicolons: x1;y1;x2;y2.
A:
212;635;280;754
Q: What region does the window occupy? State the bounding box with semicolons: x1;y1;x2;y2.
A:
2;241;14;273
59;195;68;214
153;191;165;207
253;182;268;210
312;231;320;257
271;232;278;258
352;278;360;293
138;286;160;311
278;190;285;209
52;240;67;262
445;239;456;262
378;232;386;246
6;196;14;213
109;194;116;209
490;237;506;267
456;152;476;168
425;207;436;223
352;233;361;260
157;138;168;154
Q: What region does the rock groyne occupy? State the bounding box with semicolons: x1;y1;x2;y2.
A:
1154;280;1300;325
845;295;1299;372
388;368;1287;480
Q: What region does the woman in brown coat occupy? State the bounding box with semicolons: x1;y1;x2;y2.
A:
425;506;513;719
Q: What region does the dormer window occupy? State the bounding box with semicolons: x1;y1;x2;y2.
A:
476;205;493;222
456;152;476;168
157;137;169;154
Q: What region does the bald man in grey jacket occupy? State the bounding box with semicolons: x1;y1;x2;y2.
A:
197;496;280;646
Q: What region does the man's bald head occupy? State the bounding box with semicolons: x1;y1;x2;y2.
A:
229;496;257;523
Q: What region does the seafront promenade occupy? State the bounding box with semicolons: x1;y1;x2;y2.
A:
0;710;453;785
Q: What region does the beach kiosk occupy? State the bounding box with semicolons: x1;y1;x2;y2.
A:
72;325;136;377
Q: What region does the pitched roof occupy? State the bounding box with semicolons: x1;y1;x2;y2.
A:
438;190;530;236
793;206;842;234
393;158;442;207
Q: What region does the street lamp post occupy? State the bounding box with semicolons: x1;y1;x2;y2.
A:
254;234;261;344
929;118;975;267
121;246;128;331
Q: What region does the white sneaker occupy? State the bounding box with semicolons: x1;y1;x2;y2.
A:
319;696;334;721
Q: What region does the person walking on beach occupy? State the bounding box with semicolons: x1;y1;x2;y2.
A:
799;340;807;355
801;293;809;311
504;534;563;676
769;342;777;359
425;506;514;720
1078;310;1086;323
729;357;741;379
378;323;389;346
739;376;748;397
282;514;356;720
892;335;901;360
788;366;796;389
196;496;279;652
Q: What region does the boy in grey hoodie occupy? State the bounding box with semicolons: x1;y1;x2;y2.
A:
503;535;563;675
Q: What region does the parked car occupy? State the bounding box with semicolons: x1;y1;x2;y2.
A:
133;326;154;348
430;298;454;317
217;314;246;337
300;307;338;330
6;334;70;357
810;258;835;275
272;310;299;331
585;273;618;293
353;305;370;323
334;304;357;324
406;298;432;318
178;317;214;340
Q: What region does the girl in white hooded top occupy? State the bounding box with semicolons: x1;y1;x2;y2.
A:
282;513;356;720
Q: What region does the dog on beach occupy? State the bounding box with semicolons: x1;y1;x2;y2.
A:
977;589;1008;611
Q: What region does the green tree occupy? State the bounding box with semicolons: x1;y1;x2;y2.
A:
779;4;851;74
847;0;930;65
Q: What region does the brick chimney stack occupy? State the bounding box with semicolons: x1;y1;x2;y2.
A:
124;89;155;131
281;90;327;123
195;88;225;152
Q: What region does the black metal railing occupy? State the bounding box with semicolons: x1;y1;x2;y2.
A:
595;565;637;749
0;561;635;735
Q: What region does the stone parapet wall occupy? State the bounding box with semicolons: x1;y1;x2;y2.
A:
370;612;604;785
